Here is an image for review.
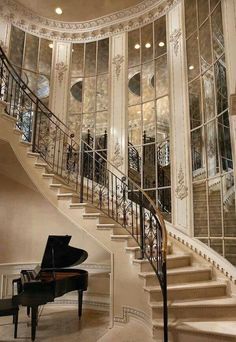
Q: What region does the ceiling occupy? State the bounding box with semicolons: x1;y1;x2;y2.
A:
15;0;144;22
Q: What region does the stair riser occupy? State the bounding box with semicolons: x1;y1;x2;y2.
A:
167;257;191;269
144;270;211;286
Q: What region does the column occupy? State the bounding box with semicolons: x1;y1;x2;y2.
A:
167;1;192;234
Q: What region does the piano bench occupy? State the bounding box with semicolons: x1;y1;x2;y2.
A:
0;298;19;338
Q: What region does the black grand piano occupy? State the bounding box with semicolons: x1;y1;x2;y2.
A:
13;235;88;341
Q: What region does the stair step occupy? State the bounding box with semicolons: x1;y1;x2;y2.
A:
35;162;48;168
0;112;17;122
20;140;32;147
50;183;73;193
27;151;40;158
69;203;87;209
13;128;22;135
57;193;79;200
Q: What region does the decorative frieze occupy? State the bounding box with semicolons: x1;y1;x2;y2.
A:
175;164;188;200
170;28;182;56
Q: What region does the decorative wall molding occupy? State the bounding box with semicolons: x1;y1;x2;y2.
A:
55;61;68;85
114;306;151;326
111;141;124;168
112;54;124;79
170;28;182;56
175;164;188;200
0;0;180;42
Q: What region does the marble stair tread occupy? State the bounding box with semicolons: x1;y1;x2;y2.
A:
139;265;212;278
144;280;227;292
150;296;236;308
133;253;191;264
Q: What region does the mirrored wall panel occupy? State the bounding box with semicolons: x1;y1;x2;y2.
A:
185;0;236;265
127;16;171;221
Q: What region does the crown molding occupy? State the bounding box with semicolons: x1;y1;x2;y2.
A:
0;0;180;42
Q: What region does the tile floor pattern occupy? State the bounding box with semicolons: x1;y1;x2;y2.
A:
0;306;155;341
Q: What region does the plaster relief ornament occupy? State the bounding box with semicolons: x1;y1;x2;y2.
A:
111;141;124;168
55;62;68;85
170;28;182;56
175;164;188;200
112;54;124;79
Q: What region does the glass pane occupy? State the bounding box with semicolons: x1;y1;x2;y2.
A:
202;67;215;122
211;4;224;60
199;19;212;72
24;71;37;93
225;240;236;266
223;173;236;237
143;143;156;189
205;121;219;177
154;16;166;58
142;61;154;102
71;44;84;77
215;56;228;114
9;26;25;67
210;239;223;255
157;141;171;187
185;0;197;38
158;188;171;221
82;114;95;147
95;111;108;149
143;101;155;141
97;39;109;74
128;29;140;67
191;128;205;176
198;0;209;25
218;111;233;172
39;39;53;76
96;74;108;111
193;182;208;236
128;66;141;106
208;178;222;236
85;42;96;76
189;79;202;129
210;0;220;11
69;78;83;113
141;24;153;63
128;105;142;145
156;96;169;135
83;77;96;113
155;54;168;98
24;34;39;71
128;145;141;186
186;33;200;81
68;114;81;140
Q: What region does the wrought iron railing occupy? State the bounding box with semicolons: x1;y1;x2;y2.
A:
0;45;168;341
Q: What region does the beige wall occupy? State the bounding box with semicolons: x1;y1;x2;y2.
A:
0;143;110;265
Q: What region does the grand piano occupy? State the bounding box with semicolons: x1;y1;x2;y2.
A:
13;235;88;341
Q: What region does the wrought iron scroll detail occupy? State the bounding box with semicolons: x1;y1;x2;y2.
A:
175;164;188;200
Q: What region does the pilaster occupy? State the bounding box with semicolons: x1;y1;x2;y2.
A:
168;1;192;234
0;19;11;53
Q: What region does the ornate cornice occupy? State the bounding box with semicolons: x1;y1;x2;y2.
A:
0;0;180;42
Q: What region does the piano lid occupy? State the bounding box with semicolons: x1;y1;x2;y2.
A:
41;235;88;269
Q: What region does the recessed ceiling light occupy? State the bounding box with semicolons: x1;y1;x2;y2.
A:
159;41;165;47
55;7;63;15
49;43;53;49
134;43;140;49
189;65;194;70
145;42;151;49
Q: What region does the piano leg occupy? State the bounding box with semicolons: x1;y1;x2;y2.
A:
31;306;38;341
78;290;83;318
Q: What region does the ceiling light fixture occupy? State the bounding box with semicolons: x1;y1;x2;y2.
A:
134;43;140;50
145;42;151;49
189;65;194;70
55;7;63;15
49;43;53;49
159;42;165;47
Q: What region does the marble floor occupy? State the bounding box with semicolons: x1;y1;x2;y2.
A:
0;305;156;341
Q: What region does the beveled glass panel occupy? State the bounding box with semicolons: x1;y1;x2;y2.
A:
199;19;212;72
155;54;168;98
189;78;202;129
39;39;53;76
85;42;96;76
223;172;236;237
193;182;208;236
184;0;197;38
225;240;236;266
141;24;153;63
197;0;209;25
211;4;224;60
128;105;142;145
69;78;83;113
83;77;96;113
208;179;222;236
156;96;169;134
154;16;166;58
143;101;155;141
210;239;223;255
143;143;156;189
9;26;25;67
68;113;82;140
97;38;109;74
36;74;50;99
24;34;39;71
210;0;220;10
142;61;154;102
158;188;171;221
128;66;141;106
218;111;233;172
128;29;140;67
157;141;171;187
191;128;205;175
96;74;108;111
205;121;219;177
202;67;215;122
215;56;228;114
186;33;200;81
71;44;84;77
95;111;108;149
